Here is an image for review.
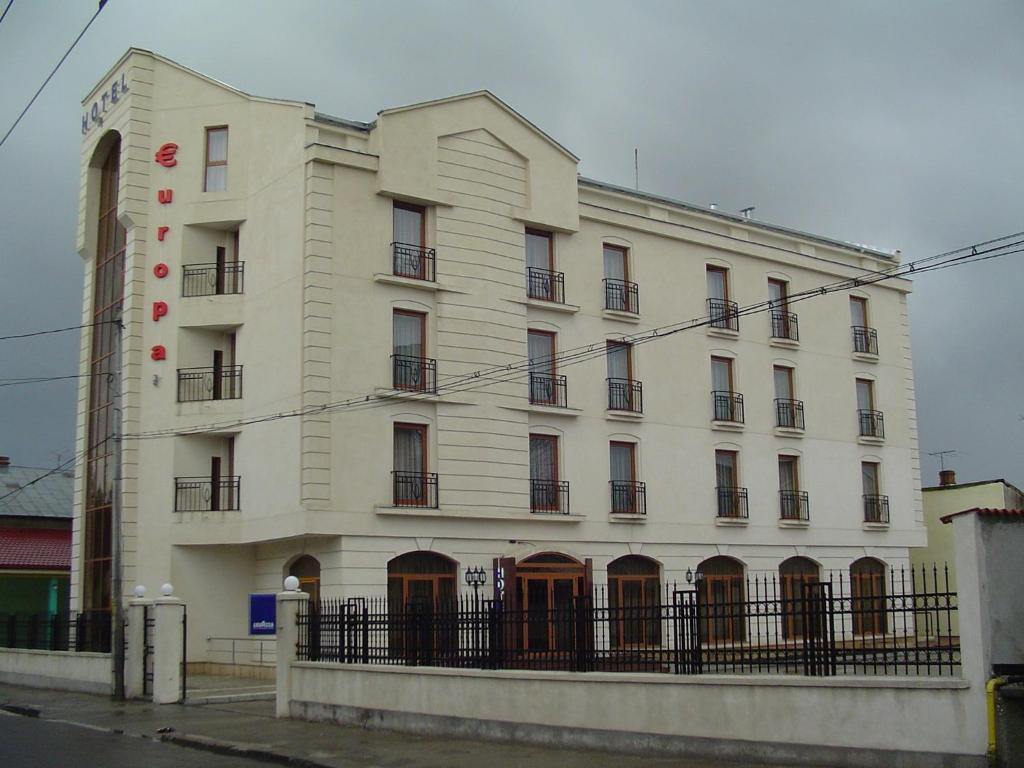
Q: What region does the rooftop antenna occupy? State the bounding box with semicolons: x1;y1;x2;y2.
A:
740;206;756;219
634;148;639;191
927;449;957;471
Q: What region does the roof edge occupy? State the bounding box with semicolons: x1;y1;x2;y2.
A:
940;507;1024;524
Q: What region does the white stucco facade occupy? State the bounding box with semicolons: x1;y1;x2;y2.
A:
73;49;923;659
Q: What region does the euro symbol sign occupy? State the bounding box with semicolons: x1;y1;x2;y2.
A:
154;142;178;167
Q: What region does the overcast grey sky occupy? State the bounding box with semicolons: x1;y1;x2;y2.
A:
0;0;1021;486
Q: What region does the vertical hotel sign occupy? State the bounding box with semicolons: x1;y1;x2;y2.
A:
149;135;177;361
81;73;129;134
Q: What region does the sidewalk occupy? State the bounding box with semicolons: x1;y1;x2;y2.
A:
0;682;805;768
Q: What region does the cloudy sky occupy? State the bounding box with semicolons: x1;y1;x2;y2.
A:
0;0;1021;487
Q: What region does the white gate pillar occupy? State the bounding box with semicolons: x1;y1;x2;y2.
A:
276;577;309;718
124;588;152;699
152;585;186;704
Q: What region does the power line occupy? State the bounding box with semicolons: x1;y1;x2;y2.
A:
0;0;107;150
0;374;86;387
0;319;114;342
0;1;14;27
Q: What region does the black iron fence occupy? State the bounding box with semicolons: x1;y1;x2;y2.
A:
712;390;744;423
780;490;810;521
527;267;565;304
392;242;435;282
858;409;885;439
852;326;878;355
610;480;646;515
529;372;567;407
607;378;643;413
708;298;739;331
716;486;749;519
530;479;570;514
182;262;245;297
392;471;439;508
1;611;111;653
775;398;804;430
392;354;437;393
770;310;799;341
864;494;890;524
603;278;639;314
177;365;243;402
297;565;959;677
174;476;241;512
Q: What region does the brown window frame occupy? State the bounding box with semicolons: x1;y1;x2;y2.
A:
203;126;228;192
603;243;630;283
856;378;875;411
851;558;887;635
768;277;789;308
850;295;869;326
610;441;638;484
393;201;426;247
525;228;554;272
707;265;730;301
607;340;634;382
778;455;800;491
711;356;735;393
529;434;560;483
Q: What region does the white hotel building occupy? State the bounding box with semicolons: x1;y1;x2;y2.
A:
73;49;922;657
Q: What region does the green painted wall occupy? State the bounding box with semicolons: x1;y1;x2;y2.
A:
0;573;70;615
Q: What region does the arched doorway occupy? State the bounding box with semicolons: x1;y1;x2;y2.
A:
607;555;661;647
387;551;457;608
698;556;745;643
779;556;820;639
851;557;887;635
288;555;321;605
386;551;458;663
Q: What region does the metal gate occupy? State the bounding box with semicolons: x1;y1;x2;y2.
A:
801;581;836;676
672;589;702;674
142;605;154;696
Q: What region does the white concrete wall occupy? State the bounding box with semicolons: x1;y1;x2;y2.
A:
0;649;111;694
288;664;984;767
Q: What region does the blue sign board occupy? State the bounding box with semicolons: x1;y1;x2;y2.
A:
249;593;276;636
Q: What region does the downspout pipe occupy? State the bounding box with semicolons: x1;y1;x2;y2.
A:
988;675;1024;765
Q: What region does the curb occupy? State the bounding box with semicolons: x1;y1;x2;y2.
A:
0;704;41;718
161;732;334;768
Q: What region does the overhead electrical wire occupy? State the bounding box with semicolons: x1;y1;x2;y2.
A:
0;1;14;27
0;319;117;342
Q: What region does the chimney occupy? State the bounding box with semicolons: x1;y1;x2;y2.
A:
939;469;957;487
0;456;10;468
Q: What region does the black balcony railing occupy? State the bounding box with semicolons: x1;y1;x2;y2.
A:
712;391;744;423
864;494;890;524
392;354;437;393
708;298;739;331
852;326;878;355
527;267;565;303
603;278;639;314
770;310;799;341
775;398;805;430
177;365;243;402
610;480;646;515
530;479;570;514
780;490;810;521
607;378;643;413
529;372;567;407
392;242;435;282
181;262;245;297
858;409;885;439
393;471;439;508
174;476;241;512
1;611;112;653
717;486;749;519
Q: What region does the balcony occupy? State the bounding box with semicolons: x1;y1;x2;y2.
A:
863;494;890;524
529;372;567;407
177;365;243;402
780;490;810;521
392;242;436;282
852;326;878;355
708;298;739;331
716;486;749;519
526;267;565;304
174;476;241;512
610;481;646;515
182;262;245;297
775;398;805;430
712;391;745;423
858;409;885;439
603;278;639;314
607;378;643;413
530;479;570;514
770;310;799;341
392;354;437;393
392;471;439;508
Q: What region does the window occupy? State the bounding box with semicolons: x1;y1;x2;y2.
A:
779;557;820;640
711;356;743;422
862;461;888;522
392;202;431;280
850;296;877;354
529;435;564;513
528;330;562;406
393;423;435;507
204;127;228;192
610;441;643;514
697;556;745;643
769;278;798;340
856;378;884;438
707;266;737;330
850;557;887;635
513;553;588;653
850;296;868;328
525;229;561;302
603;244;637;313
289;555;321;605
607;342;641;412
392;310;434;391
773;366;803;429
778;455;808;521
715;450;746;518
387;551;457;660
608;556;661;647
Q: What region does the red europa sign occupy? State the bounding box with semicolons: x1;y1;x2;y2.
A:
82;73;129;135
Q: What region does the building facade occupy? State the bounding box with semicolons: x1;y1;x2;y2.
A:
73;50;923;660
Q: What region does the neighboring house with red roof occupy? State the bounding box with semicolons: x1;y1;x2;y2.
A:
0;456;72;616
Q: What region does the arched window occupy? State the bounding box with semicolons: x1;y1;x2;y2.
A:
698;556;745;643
387;551;457;607
514;553;587;653
608;555;661;647
851;558;887;635
288;555;321;605
779;557;820;639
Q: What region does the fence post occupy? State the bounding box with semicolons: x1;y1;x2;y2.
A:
124;592;152;699
152;588;186;704
275;580;309;718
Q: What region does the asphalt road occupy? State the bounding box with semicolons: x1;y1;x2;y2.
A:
0;710;265;768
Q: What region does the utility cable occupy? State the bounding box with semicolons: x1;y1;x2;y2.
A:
0;1;14;27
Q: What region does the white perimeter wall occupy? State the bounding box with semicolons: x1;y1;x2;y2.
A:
0;649;111;695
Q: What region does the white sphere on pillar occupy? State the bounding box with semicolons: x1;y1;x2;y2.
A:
284;575;300;591
160;583;174;597
133;585;146;598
